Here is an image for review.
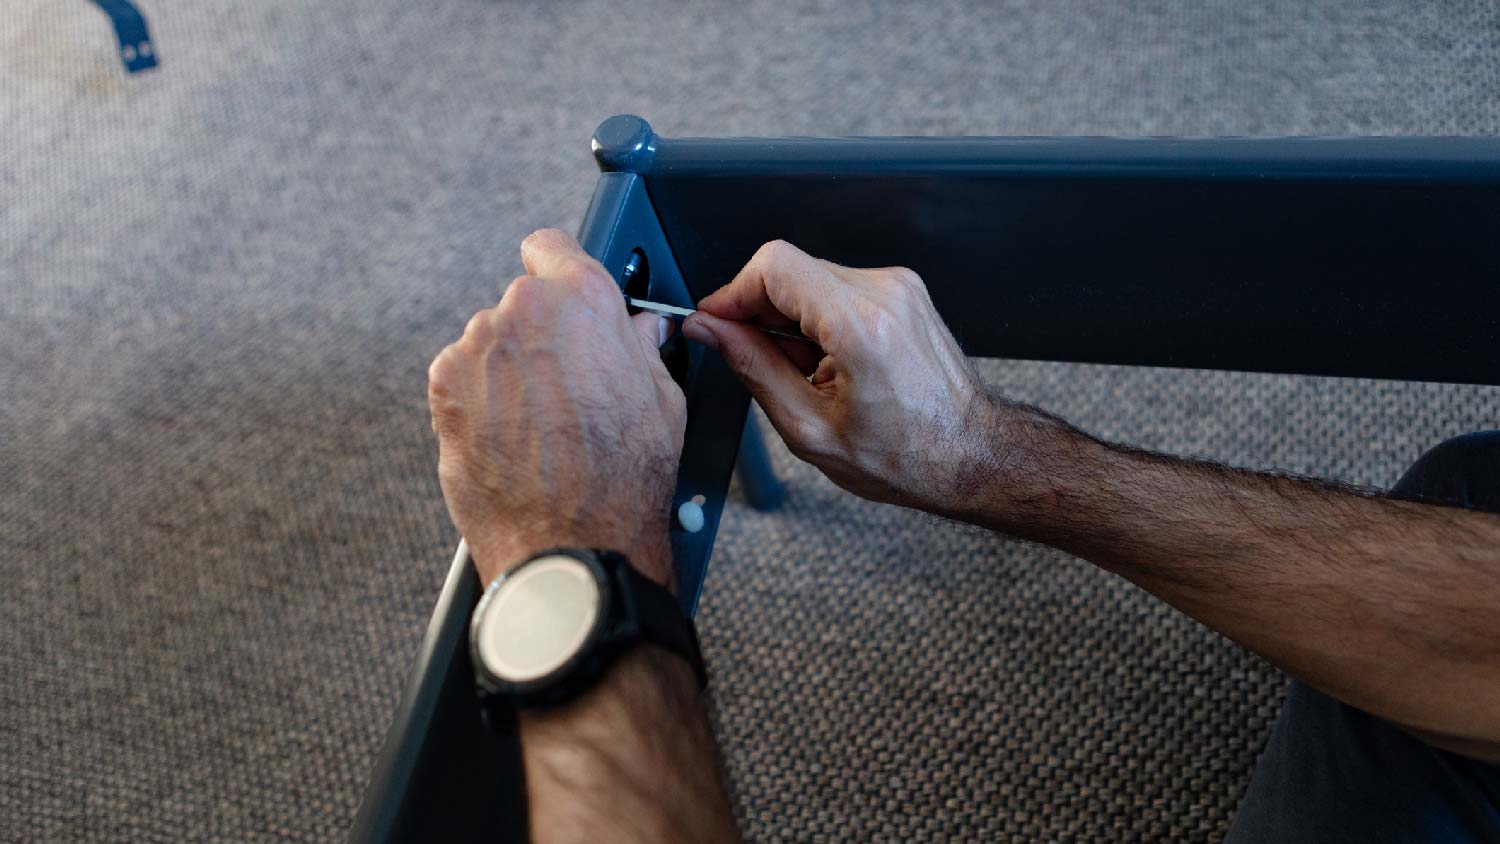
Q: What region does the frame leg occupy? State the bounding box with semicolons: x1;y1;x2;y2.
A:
734;412;783;511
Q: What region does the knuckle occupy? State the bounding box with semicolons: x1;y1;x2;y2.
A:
876;272;914;301
538;256;618;311
523;226;560;243
427;351;465;427
784;415;815;447
866;267;925;308
784;416;830;456
427;350;454;392
887;266;925;293
522;227;570;255
501;276;557;322
573;265;619;305
553;256;589;285
555;255;608;287
755;239;798;269
461;310;493;341
809;314;844;350
762;268;789;303
429;342;470;388
504;273;543;305
868;305;901;340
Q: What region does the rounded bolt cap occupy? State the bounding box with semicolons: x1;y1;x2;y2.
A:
592;114;656;173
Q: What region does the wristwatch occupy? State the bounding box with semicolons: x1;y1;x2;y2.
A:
468;548;706;710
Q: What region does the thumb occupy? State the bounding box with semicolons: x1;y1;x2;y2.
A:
682;312;823;429
629;311;674;351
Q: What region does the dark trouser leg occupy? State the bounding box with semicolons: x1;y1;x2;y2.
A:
1224;432;1500;844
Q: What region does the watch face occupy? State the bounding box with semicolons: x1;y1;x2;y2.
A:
475;554;605;687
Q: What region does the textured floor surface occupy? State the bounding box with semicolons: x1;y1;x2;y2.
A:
4;1;1499;841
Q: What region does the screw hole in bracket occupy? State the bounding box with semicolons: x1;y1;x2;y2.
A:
620;249;650;303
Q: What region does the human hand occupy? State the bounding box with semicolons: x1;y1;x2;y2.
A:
428;229;685;588
681;240;997;516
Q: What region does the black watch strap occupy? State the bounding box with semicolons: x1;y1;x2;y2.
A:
604;550;708;690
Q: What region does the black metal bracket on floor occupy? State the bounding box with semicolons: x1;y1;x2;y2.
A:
89;0;158;74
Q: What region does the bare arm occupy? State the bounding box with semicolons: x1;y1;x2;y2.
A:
429;229;740;842
684;240;1500;762
518;636;736;841
953;403;1500;760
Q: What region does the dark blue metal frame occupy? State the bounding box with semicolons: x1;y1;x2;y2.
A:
89;0;159;73
640;127;1500;386
348;116;1500;842
576;171;755;616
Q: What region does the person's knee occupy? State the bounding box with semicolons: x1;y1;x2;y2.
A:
1419;430;1500;462
1391;430;1500;508
1405;431;1500;480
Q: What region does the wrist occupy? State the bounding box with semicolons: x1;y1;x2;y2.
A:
469;528;673;592
522;643;698;734
520;646;736;842
944;398;1099;533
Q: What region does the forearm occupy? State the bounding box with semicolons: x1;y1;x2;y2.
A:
952;399;1500;752
464;540;739;844
430;228;735;841
521;646;740;843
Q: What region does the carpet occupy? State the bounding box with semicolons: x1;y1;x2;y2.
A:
3;0;1498;840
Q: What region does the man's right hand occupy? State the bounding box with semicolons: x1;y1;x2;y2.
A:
684;240;1500;765
681;240;1003;516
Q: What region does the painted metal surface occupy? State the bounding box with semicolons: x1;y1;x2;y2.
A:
576;170;752;618
350;159;748;844
346;545;516;843
600;115;1500;386
89;0;159;73
353;116;1500;842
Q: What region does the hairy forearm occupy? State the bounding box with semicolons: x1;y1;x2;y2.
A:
951;399;1500;754
520;646;740;843
467;538;740;844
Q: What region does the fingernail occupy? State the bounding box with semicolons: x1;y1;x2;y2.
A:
681;314;719;350
657;316;671;346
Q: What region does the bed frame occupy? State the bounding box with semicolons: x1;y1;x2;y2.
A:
348;116;1500;842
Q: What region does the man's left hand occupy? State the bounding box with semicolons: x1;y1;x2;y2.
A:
428;229;685;588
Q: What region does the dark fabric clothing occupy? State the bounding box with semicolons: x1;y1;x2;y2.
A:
1391;430;1500;514
1225;431;1500;843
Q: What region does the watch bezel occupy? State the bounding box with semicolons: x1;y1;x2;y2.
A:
468;548;616;698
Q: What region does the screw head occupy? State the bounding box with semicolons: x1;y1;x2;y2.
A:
676;499;705;533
